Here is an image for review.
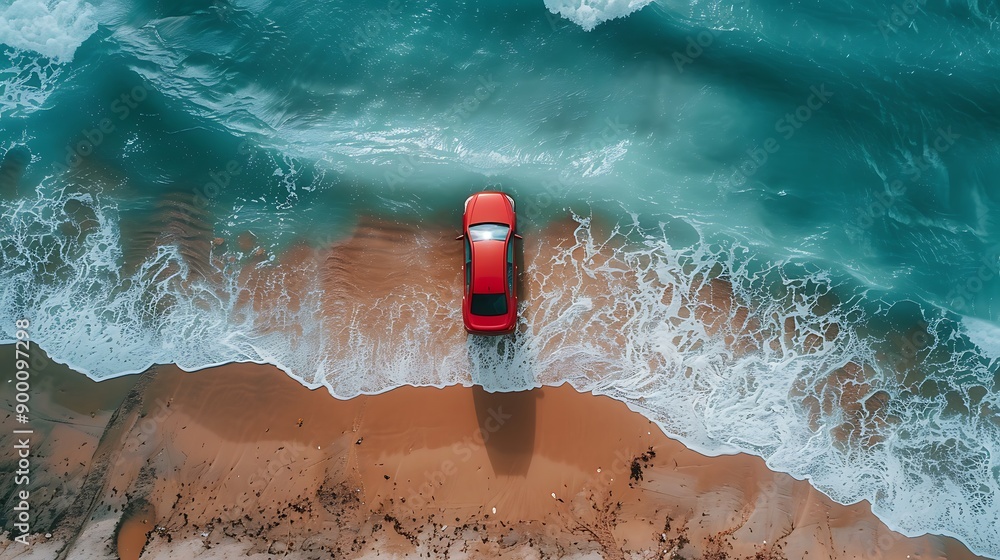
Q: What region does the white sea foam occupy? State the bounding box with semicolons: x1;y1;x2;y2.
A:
0;48;63;117
0;0;98;117
543;0;654;31
0;0;98;62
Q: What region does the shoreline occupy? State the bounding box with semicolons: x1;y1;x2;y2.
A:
0;354;985;559
4;215;991;557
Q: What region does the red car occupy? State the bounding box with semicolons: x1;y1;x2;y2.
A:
458;191;520;335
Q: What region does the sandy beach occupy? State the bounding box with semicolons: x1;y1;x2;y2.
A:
0;349;982;559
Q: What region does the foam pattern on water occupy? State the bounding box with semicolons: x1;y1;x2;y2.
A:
1;187;998;555
0;48;66;118
543;0;654;31
0;182;283;377
0;0;97;62
0;0;97;116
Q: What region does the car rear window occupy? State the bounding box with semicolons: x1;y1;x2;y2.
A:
470;293;507;316
468;223;510;242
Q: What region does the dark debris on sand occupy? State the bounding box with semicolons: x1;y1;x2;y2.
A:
630;446;657;483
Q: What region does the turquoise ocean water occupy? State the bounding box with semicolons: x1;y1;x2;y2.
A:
2;0;999;555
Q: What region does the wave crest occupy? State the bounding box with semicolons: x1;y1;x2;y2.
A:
543;0;653;30
0;0;97;62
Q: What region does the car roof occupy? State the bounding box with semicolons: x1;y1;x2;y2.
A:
471;240;506;294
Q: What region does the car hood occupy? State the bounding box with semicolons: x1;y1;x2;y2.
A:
467;193;512;225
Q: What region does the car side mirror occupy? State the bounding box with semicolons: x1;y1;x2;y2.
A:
514;234;522;240
456;234;464;240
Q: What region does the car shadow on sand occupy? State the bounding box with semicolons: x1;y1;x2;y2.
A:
466;332;538;478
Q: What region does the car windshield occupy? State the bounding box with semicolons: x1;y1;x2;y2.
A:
468;223;510;242
470;293;507;316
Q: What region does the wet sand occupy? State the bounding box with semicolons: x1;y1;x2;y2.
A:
0;355;983;559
